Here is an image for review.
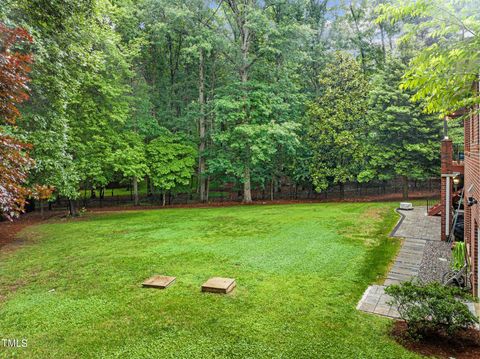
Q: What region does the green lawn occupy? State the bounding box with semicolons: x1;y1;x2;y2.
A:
0;203;422;358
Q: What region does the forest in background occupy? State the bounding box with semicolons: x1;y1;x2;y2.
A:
1;0;479;217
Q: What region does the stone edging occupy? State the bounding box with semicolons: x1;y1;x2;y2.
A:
389;208;406;237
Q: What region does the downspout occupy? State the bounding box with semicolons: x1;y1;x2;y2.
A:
445;177;450;237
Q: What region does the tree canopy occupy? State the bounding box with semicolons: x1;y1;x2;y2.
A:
0;23;34;219
377;0;480;115
1;0;474;216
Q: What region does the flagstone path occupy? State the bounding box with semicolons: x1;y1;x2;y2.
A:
357;207;441;318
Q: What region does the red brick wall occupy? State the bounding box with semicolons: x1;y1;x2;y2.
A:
464;80;480;296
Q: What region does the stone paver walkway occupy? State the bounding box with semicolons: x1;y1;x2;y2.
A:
384;237;427;286
357;285;399;318
391;206;440;241
357;206;440;318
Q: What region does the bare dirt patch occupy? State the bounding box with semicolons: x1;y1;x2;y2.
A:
391;321;480;359
0;211;63;251
363;207;383;220
0;278;27;303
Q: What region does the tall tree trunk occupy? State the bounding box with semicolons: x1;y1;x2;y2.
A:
198;48;207;203
339;183;345;199
40;199;44;218
69;199;78;217
100;187;104;208
162;192;166;207
402;176;409;200
379;23;386;61
225;1;254;203
243;166;252;203
240;27;251;203
270;176;274;201
147;176;153;197
206;176;210;203
349;4;366;73
133;176;139;206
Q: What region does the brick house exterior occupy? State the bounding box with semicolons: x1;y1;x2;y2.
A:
464;80;480;296
438;80;480;296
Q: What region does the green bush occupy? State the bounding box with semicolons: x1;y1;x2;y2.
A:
385;281;478;338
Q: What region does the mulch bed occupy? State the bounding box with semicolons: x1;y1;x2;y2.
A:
391;321;480;358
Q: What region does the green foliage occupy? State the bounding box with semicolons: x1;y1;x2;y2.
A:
364;58;442;183
211;75;302;187
1;0;458;203
4;0;133;199
385;281;478;337
112;133;149;180
452;241;468;271
376;0;480;115
146;131;196;192
306;52;369;192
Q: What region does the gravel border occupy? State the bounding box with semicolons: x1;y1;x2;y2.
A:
418;240;452;284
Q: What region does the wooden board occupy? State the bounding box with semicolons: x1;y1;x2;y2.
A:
201;277;236;294
142;275;176;289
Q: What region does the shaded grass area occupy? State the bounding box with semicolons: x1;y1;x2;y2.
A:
79;184;229;199
0;203;420;358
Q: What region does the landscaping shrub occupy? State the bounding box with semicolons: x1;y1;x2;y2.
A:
385;281;478;338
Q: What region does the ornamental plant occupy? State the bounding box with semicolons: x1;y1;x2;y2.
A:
0;23;34;220
452;242;467;271
385;281;478;338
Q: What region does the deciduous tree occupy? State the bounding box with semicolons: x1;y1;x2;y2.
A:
0;23;33;220
376;0;480;115
146;130;196;206
112;133;149;206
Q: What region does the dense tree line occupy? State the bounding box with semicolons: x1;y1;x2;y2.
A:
1;0;477;218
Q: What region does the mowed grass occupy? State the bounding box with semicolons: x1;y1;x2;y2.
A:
0;203;421;358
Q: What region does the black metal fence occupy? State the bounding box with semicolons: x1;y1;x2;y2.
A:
37;177;440;212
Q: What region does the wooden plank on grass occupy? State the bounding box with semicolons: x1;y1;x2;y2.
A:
201;277;236;294
142;275;176;289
